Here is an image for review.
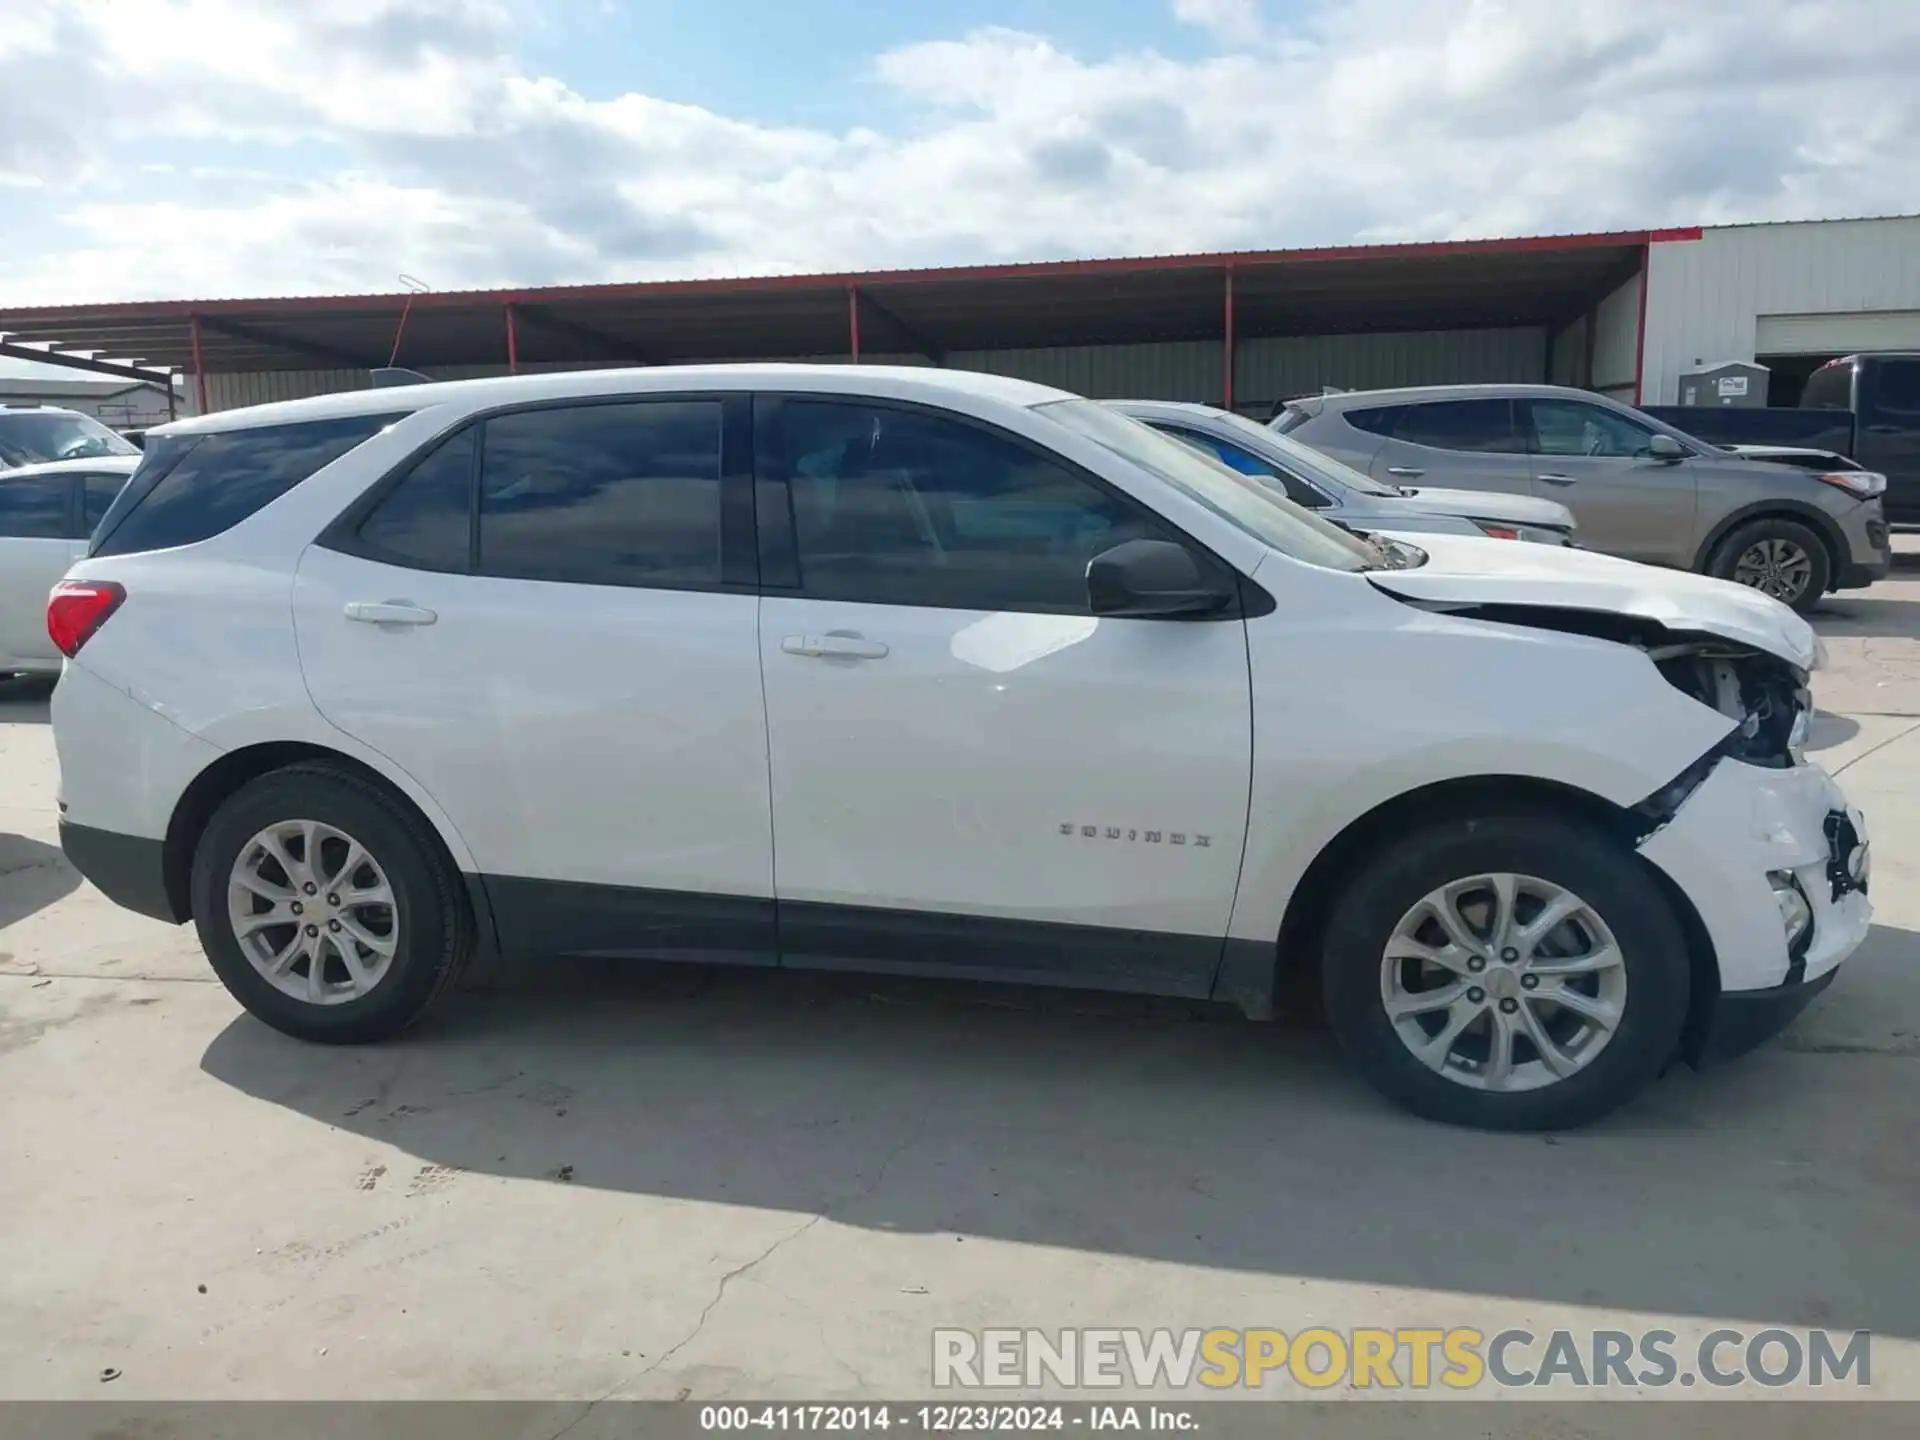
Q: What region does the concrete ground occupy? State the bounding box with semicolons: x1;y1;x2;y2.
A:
4;541;1920;1415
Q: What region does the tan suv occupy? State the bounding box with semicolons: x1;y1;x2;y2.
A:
1275;383;1892;611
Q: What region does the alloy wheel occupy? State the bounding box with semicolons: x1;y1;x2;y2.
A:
1731;539;1813;604
227;819;399;1005
1381;872;1627;1092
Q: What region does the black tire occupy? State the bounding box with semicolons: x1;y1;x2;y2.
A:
1319;810;1691;1131
1707;517;1831;613
190;762;473;1043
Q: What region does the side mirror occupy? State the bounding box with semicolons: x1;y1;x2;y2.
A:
1086;539;1235;618
1646;433;1686;462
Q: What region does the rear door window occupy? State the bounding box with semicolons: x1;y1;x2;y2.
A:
1391;400;1525;454
81;472;129;535
353;429;477;572
0;472;70;539
92;414;407;557
1343;406;1403;438
476;400;725;589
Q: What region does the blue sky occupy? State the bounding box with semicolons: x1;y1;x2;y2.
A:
2;0;1916;376
525;0;1235;128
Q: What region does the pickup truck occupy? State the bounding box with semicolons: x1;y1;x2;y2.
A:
1644;352;1920;526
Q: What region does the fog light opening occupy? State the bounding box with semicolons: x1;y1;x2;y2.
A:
1769;871;1814;958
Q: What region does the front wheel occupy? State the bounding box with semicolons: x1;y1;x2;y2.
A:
191;762;473;1043
1707;517;1830;613
1319;812;1691;1130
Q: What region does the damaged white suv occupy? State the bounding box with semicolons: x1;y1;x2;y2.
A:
49;365;1871;1129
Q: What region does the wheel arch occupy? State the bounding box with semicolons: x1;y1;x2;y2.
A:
161;742;496;957
1691;500;1845;581
1225;774;1718;1043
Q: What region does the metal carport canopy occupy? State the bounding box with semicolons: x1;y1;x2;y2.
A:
0;229;1674;387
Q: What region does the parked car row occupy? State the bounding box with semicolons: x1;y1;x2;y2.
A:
1274;383;1893;612
46;362;1870;1133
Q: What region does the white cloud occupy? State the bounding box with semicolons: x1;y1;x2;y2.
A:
0;0;1917;306
1172;0;1265;47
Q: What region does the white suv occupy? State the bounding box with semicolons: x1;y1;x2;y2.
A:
49;365;1872;1130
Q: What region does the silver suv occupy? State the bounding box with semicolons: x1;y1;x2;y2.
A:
1276;384;1893;611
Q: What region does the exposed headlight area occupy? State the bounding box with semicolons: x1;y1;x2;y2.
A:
1769;870;1814;959
1472;520;1576;546
1647;641;1810;769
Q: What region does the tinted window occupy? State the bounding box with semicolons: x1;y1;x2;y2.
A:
781;401;1166;612
1158;426;1328;507
1392;400;1524;453
1343;406;1403;438
477;401;723;588
356;429;476;571
0;473;68;539
1872;359;1920;415
82;472;128;533
1801;360;1855;411
93;414;404;558
1526;399;1656;458
0;411;138;468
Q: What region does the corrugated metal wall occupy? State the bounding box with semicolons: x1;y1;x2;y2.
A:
1641;216;1920;404
1591;272;1642;398
198;328;1549;417
1233;328;1546;409
1549;317;1589;387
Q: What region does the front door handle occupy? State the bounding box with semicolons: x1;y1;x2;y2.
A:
345;600;438;625
781;633;889;660
1536;473;1578;486
1385;466;1425;478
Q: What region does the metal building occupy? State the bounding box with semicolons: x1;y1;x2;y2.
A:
1639;215;1920;406
1;216;1914;417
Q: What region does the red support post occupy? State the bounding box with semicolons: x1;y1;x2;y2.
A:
847;285;861;362
1222;266;1236;413
505;302;520;375
188;314;209;415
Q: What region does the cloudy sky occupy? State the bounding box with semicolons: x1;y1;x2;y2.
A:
1;0;1916;321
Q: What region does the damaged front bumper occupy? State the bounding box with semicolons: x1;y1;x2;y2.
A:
1636;756;1871;1062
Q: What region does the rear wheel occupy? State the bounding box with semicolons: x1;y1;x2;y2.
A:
190;763;472;1042
1320;811;1691;1130
1708;517;1830;612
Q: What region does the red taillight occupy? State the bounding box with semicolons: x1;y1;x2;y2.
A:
47;580;125;658
1479;525;1522;540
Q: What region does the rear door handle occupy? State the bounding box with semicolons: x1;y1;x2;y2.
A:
345;600;437;625
1536;473;1578;486
1385;467;1425;478
781;633;889;660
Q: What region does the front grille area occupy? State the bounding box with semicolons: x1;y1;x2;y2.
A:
1825;810;1868;902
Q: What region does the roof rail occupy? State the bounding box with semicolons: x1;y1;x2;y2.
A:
369;367;433;388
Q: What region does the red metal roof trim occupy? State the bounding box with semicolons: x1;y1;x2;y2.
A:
0;230;1662;320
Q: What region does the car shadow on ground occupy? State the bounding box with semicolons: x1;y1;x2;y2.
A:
0;833;79;930
200;924;1920;1340
1813;593;1920;638
0;674;54;723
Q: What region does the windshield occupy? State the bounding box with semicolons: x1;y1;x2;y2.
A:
1204;407;1405;497
1034;400;1383;573
0;411;141;467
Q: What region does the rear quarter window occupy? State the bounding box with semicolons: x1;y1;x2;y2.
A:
92;413;407;558
1341;405;1403;438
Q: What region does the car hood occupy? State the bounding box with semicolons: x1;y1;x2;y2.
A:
1391;485;1577;531
1365;533;1820;670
